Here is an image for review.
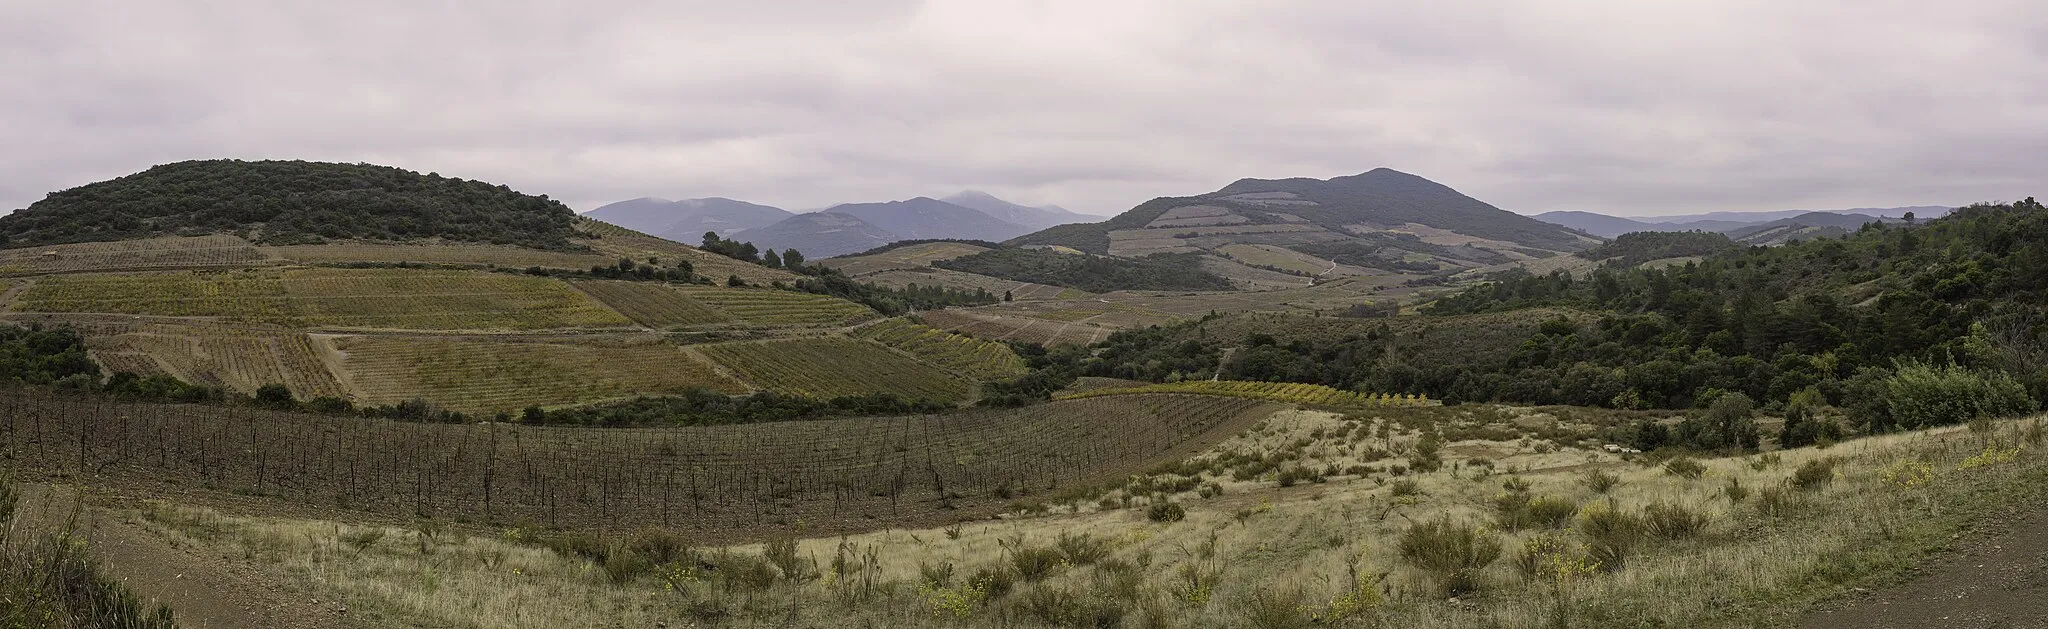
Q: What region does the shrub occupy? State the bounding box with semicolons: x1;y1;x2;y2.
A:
1020;586;1106;627
1011;546;1066;582
1790;459;1837;491
1494;493;1578;531
1755;486;1798;518
1723;478;1750;503
1390;479;1422;498
969;565;1016;599
919;561;956;588
1641;503;1710;539
1577;504;1645;572
1663;457;1707;480
764;536;817;582
629;529;693;565
1512;532;1576;579
602;543;651;585
1147;501;1187;523
1674;392;1761;451
1580;468;1621;494
1864;361;2039;431
1236;586;1316;629
1397;518;1503;595
1055;532;1112;566
1779;387;1844;448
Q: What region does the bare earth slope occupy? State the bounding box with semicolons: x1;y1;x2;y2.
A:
15;485;352;629
1804;505;2048;629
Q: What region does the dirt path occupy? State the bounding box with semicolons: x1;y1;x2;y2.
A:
1803;506;2048;629
14;485;353;629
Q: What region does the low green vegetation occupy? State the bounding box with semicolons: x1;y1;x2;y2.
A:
1575;230;1737;266
933;248;1234;293
521;389;953;427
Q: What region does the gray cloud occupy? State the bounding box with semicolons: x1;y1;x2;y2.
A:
3;1;2043;218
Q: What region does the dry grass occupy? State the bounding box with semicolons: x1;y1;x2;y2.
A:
122;411;2048;628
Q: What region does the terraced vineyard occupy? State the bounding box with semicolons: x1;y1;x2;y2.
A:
696;337;976;402
674;286;877;327
334;336;748;414
919;308;1118;346
261;242;614;269
851;318;1027;381
17;268;635;330
81;322;349;400
571;281;737;328
1055;380;1433;407
2;388;1276;539
0;235;269;276
853;268;1085;301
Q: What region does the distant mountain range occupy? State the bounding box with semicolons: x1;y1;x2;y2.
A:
1534;206;1950;238
939;191;1092;231
588;192;1091;258
584;197;793;242
1008;168;1599;277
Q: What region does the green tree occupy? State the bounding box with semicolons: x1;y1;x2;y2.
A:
781;249;806;271
254;383;297;410
762;249;783;269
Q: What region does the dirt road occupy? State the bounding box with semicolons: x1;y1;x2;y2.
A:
14;485;352;629
1803;506;2048;629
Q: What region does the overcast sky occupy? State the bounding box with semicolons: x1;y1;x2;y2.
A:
4;2;2043;218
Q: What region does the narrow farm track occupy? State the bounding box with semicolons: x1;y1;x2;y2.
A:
1803;504;2048;629
13;485;353;629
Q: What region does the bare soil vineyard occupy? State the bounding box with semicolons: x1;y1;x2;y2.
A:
81;321;349;399
18;268;635;330
0;235;269;276
851;318;1026;380
919;309;1117;346
0;388;1276;540
695;337;977;402
570;280;737;328
260;242;614;269
332;336;749;413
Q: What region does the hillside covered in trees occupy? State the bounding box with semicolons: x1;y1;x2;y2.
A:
0;160;583;249
1575;230;1737;266
1000;199;2048;438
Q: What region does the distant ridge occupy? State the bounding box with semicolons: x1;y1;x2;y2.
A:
1533;206;1947;238
1007;168;1596;275
584;197;792;241
732;193;1063;258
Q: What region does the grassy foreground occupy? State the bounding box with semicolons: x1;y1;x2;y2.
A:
113;411;2048;628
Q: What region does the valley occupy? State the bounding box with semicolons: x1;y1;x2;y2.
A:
1;159;2043;629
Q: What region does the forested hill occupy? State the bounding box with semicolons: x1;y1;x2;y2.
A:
1032;199;2047;430
0;160;582;249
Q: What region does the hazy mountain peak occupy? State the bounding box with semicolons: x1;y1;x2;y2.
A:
585;196;792;241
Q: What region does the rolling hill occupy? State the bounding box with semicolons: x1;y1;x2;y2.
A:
0;159;583;249
0;160;1032;415
583;197;793;241
1008;168;1599;277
